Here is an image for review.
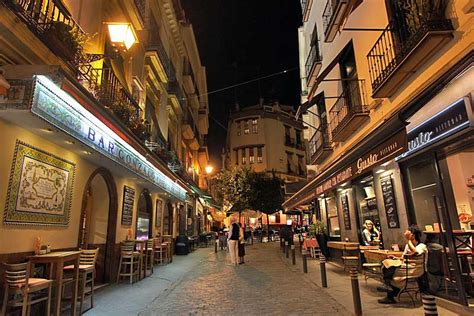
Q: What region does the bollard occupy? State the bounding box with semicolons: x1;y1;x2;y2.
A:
281;238;285;252
285;241;289;258
302;250;308;273
422;293;438;315
349;267;362;316
291;244;296;265
214;240;218;253
320;254;327;288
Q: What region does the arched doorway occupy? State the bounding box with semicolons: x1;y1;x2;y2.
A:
136;189;153;240
163;200;173;235
78;168;117;284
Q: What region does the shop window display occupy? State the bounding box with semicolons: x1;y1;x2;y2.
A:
353;175;382;246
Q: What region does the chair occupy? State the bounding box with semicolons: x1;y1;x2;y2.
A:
117;241;140;284
342;244;360;272
63;248;99;314
153;237;169;264
394;254;426;306
143;239;154;276
2;262;52;316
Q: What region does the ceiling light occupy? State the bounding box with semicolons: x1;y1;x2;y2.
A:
375;169;386;174
381;161;391;167
65;140;74;145
41;128;53;133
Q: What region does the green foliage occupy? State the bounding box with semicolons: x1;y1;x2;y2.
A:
248;172;284;215
211;167;252;212
309;220;327;237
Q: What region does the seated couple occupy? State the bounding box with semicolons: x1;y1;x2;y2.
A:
378;225;428;304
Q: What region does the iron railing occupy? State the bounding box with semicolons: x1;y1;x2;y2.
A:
328;79;367;139
308;125;331;161
367;2;453;93
147;19;176;81
134;0;146;23
99;68;140;112
305;42;322;81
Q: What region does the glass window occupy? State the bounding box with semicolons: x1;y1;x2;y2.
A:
252;119;258;134
296;130;302;145
244;120;250;134
326;195;340;238
242;148;246;165
257;147;263;163
249;147;255;164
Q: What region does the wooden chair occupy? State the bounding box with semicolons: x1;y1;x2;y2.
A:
143;239;154;276
342;244;360;272
2;262;52;316
63;248;99;314
154;237;169;264
395;254;426;306
117;241;140;284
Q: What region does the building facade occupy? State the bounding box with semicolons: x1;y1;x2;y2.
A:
288;0;473;308
0;0;214;283
225;100;307;184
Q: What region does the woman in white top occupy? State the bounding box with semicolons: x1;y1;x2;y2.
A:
361;220;380;246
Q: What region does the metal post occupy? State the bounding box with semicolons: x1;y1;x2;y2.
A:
285;241;289;258
302;250;308;273
291;245;296;265
214;239;218;253
281;238;284;252
320;254;327;288
422;294;438;315
350;267;362;316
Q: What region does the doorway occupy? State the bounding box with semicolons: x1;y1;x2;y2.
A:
78;168;118;284
136;190;153;240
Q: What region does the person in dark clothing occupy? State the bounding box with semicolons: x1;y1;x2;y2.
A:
238;223;245;264
227;221;240;265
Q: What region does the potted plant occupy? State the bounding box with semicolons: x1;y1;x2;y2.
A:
311;220;330;258
112;101;133;124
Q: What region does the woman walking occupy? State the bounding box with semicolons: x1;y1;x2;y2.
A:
238;223;246;264
228;220;240;265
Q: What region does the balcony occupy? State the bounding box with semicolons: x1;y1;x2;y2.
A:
182;109;198;141
146;21;175;83
300;0;313;22
322;0;349;42
308;126;332;164
305;43;322;88
328;79;369;142
367;6;454;98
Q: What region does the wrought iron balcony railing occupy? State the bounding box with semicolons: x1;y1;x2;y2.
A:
322;0;349;42
367;2;453;97
147;29;176;82
308;125;332;164
328;79;369;142
305;43;322;87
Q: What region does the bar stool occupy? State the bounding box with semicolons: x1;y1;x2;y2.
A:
63;248;98;314
117;241;140;284
2;262;53;316
143;239;154;276
153;237;168;264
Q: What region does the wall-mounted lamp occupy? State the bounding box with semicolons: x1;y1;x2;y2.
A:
106;22;138;51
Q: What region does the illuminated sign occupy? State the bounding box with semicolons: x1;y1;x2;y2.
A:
31;75;187;201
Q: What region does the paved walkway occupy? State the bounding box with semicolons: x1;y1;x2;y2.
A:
87;242;346;315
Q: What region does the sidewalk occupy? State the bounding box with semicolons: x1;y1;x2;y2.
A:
279;243;460;316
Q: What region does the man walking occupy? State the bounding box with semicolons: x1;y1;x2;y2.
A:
228;220;240;265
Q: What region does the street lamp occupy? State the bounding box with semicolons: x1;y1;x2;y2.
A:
106;22;138;51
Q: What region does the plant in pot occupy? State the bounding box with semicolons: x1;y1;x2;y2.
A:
111;101;133;124
42;21;79;61
312;220;330;258
129;119;151;142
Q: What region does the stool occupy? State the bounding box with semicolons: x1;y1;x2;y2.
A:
2;262;52;316
143;239;154;276
154;237;169;264
117;241;140;284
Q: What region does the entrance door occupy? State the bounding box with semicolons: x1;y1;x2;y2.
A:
136;190;152;240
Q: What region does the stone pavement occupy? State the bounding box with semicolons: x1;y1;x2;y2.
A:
87;242;347;315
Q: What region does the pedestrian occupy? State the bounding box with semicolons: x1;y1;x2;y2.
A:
238;223;246;264
227;220;240;265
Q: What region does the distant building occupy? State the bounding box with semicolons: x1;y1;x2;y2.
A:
224;99;307;189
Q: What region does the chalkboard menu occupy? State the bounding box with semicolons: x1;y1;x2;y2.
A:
341;193;351;230
121;186;135;225
380;176;400;228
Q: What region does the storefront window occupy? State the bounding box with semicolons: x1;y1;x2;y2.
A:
136;191;152;240
353;175;382;245
325;194;340;239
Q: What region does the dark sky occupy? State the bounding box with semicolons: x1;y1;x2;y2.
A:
181;0;303;169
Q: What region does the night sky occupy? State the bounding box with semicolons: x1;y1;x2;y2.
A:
181;0;303;169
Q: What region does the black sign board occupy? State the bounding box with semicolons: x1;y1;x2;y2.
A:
380;176;400;228
404;99;469;156
341;193;351;230
121;186;135;225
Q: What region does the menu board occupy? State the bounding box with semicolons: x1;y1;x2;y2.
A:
341;193;351;230
380;176;400;228
121;186;135;225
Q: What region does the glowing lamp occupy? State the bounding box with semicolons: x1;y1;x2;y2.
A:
205;165;214;174
107;23;137;50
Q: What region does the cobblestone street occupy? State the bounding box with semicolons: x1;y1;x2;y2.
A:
140;242;346;315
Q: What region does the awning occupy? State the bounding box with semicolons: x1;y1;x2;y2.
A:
283;114;407;209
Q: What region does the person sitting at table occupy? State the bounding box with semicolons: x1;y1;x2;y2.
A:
362;220;380;246
377;225;428;304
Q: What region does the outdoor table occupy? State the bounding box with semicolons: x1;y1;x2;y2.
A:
327;241;360;250
29;251;80;316
364;249;403;263
303;239;318;249
359;245;379;253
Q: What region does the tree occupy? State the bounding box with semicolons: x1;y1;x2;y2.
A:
211;167;252;214
248;172;285;236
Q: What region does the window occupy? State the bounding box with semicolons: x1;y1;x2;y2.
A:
285;125;290;137
286;152;293;173
297;155;304;175
257;147;263;163
252;119;258;134
235;149;239;165
237;121;241;136
249;147;255;164
244;120;250;134
296;130;302;145
241;148;246;164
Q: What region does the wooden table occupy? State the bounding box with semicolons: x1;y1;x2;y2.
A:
327;241;360;250
364;249;403;263
29;251;80;316
131;239;147;280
